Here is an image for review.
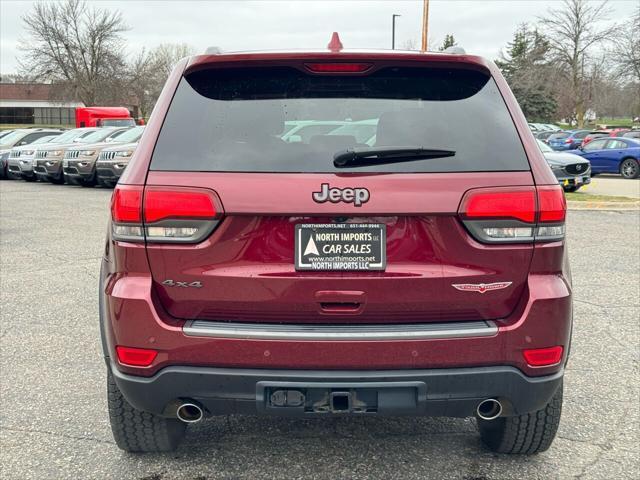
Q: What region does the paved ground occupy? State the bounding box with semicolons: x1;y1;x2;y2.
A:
578;176;640;199
1;180;638;480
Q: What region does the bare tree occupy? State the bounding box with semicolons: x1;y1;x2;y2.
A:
149;43;195;78
610;6;640;118
127;43;196;119
610;6;640;83
400;39;418;51
19;0;129;106
539;0;618;127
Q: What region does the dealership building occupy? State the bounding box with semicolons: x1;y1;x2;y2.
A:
0;83;84;126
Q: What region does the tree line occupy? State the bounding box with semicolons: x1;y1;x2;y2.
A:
14;0;194;119
11;0;640;126
496;0;639;127
440;1;638;127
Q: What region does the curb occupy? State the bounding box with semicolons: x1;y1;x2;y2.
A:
567;200;640;211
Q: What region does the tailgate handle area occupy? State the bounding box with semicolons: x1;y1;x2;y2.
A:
315;290;366;314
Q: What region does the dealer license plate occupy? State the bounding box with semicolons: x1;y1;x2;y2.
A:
295;223;386;271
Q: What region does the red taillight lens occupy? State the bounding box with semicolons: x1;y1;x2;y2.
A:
111;185;142;223
304;62;372;73
111;186;223;243
115;346;158;367
523;346;563;367
564;138;572;143
538;185;566;223
459;186;566;243
144;188;217;223
460;187;536;223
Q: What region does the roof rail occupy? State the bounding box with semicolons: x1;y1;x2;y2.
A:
443;46;466;55
204;46;223;55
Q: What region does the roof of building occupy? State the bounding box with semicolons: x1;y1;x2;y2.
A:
0;83;53;101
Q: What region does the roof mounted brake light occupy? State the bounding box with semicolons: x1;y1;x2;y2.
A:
304;63;372;73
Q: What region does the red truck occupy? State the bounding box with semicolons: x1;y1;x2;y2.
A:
75;107;135;128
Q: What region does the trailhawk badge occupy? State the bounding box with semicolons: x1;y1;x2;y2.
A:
452;282;513;294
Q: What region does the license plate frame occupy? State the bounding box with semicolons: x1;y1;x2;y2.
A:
295;223;386;271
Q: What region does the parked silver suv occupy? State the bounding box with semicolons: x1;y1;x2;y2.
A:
64;126;143;187
0;128;64;178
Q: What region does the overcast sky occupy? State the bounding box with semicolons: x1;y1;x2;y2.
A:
0;0;636;74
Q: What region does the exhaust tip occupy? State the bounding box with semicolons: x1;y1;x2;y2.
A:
477;398;503;421
176;402;203;423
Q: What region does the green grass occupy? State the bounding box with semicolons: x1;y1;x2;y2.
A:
589;118;635;127
565;192;639;202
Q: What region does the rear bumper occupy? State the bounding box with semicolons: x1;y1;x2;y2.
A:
101;269;572;378
111;362;564;418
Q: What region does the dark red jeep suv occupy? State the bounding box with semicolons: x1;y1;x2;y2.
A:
101;38;571;454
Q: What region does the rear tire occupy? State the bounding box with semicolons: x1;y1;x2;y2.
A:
477;382;563;454
620;158;639;179
107;370;186;452
563;186;579;193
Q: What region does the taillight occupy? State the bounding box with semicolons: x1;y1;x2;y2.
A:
110;185;223;243
110;185;144;241
564;138;572;144
458;185;566;243
523;346;563;367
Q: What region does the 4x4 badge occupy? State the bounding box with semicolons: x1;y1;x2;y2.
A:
312;183;370;207
162;279;203;288
452;282;512;293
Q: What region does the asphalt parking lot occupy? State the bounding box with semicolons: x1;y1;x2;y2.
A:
0;180;638;480
580;176;640;199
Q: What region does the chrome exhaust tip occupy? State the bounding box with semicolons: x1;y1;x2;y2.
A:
476;398;503;421
176;402;204;423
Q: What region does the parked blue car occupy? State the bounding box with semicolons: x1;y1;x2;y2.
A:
547;130;591;151
567;137;640;179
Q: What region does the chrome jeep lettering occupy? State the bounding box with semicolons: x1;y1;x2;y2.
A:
312;183;370;207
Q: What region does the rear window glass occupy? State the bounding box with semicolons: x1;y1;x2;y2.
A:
549;133;569;140
151;66;529;173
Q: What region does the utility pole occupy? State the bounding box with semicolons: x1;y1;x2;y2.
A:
391;14;401;49
421;0;430;51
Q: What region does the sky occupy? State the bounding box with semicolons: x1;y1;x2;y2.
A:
0;0;637;75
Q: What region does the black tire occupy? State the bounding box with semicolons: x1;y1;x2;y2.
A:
50;174;65;185
563;186;579;193
107;370;186;452
23;175;36;182
477;382;563;455
620;158;639;179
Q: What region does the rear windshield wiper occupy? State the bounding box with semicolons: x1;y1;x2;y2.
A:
333;146;456;168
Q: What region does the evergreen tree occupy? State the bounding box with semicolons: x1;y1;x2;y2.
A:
496;24;558;121
438;34;457;51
